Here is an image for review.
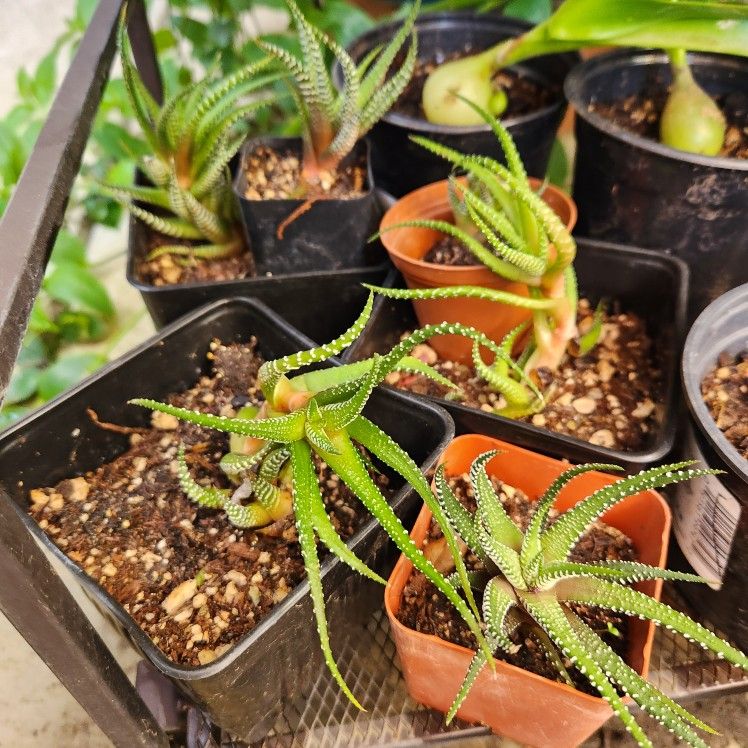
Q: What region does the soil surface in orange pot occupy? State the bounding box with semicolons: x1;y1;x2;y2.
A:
397;471;637;696
387;299;663;452
27;338;385;666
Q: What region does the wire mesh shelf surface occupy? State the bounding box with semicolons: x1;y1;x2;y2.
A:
187;584;747;748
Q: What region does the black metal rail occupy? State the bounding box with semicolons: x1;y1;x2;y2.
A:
0;1;167;744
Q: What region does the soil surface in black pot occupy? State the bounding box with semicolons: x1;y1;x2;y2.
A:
242;145;367;200
701;350;748;459
398;472;635;696
393;51;557;121
27;338;387;667
136;230;255;286
589;85;748;160
388;299;663;452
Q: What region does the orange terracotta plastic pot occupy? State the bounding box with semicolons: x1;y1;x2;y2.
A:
379;179;577;364
385;434;670;748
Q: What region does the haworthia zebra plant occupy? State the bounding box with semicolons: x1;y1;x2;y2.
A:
102;6;280;261
129;295;540;704
255;0;419;194
429;451;748;747
373;103;582;418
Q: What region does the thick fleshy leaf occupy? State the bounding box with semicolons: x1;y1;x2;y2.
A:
321;428;492;665
289;439;363;708
555;577;748;671
129;398;306;442
521;594;652;747
568;612;714;746
542;464;718;563
347;415;482;622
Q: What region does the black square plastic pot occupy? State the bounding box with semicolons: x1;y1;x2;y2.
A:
127;213;390;340
233;136;384;275
342;239;688;473
335;12;578;197
0;298;454;741
566;50;748;323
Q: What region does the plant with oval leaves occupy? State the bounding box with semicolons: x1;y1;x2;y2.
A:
373;102;585;418
424;450;748;746
422;0;748;156
100;7;281;262
129;294;542;705
254;0;419;195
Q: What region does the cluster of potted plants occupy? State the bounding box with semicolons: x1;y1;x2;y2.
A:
3;0;748;746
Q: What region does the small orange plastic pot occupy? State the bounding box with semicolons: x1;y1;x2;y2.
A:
385;434;671;748
379;179;577;363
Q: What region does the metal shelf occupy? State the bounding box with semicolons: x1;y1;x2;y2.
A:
182;584;747;747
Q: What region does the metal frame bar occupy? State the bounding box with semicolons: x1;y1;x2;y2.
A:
0;0;167;744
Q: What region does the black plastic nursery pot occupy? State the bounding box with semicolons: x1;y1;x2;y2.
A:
337;12;578;197
567;50;748;322
670;283;748;651
233;136;383;275
343;238;688;473
0;298;454;742
127;215;390;340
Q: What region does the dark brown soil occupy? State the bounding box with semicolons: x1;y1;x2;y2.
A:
136;230;255;286
423;234;478;266
27;339;388;667
397;473;635;696
590;85;748;160
701;350;748;459
243;145;366;200
394;51;557;120
387;299;663;452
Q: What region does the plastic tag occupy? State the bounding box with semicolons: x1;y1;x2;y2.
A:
673;428;741;590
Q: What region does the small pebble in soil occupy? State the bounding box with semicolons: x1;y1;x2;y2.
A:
243;145;366;200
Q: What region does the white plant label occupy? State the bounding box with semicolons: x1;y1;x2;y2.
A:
673;428;742;590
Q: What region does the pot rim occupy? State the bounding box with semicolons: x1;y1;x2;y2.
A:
380;177;577;272
337;11;576;135
565;49;748;171
385;433;670;707
682;283;748;483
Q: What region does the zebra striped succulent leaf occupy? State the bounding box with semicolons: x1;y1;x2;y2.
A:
373;107;590;418
256;0;419;192
103;6;280;262
429;452;748;747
